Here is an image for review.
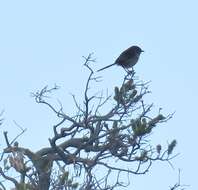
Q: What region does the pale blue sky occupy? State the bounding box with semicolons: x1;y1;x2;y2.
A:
0;1;197;189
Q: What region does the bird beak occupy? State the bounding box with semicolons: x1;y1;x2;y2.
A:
141;50;144;53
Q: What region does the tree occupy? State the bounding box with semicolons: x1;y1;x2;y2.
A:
0;54;179;190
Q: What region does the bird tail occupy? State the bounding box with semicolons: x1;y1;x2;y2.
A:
97;63;116;72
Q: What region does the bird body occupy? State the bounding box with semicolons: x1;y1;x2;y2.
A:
97;45;143;72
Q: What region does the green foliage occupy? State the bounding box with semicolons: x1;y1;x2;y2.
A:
168;140;177;155
59;171;69;185
113;79;139;105
132;118;152;137
156;144;162;154
135;150;148;161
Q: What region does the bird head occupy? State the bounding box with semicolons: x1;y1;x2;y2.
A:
133;46;144;55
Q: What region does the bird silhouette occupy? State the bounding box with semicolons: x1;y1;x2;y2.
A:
97;46;144;72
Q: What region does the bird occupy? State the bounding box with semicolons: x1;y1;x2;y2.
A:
97;45;144;72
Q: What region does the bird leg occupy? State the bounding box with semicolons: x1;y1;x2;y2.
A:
124;68;135;80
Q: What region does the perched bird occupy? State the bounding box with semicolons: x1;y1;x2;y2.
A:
97;45;144;72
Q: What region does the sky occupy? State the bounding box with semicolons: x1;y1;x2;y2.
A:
0;0;197;189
